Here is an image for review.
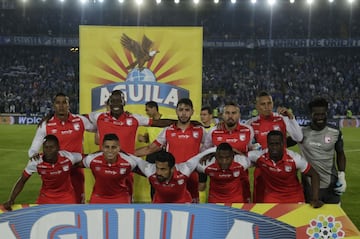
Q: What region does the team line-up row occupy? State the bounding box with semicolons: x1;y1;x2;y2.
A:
2;90;346;209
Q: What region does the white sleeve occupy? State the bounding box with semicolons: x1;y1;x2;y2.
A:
82;152;102;168
59;151;83;164
154;127;167;146
287;149;309;173
233;154;251;170
120;153;138;170
24;160;39;175
247;150;264;164
79;114;97;132
178;147;217;176
201;127;215;150
283;116;303;142
127;153;156;177
28;122;47;158
133;114;151;126
89;111;101;125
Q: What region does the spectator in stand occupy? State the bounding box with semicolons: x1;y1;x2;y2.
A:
3;135;83;210
28;92;96;204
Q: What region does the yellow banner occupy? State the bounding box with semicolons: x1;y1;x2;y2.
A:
79;26;203;202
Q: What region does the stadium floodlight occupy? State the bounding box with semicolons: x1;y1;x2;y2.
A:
59;0;65;2
214;0;219;4
80;0;87;4
98;0;104;3
156;0;161;3
193;0;200;4
348;0;354;3
174;0;180;3
268;0;276;6
306;0;313;5
135;0;143;5
290;0;295;3
251;0;257;4
118;0;124;3
328;0;334;2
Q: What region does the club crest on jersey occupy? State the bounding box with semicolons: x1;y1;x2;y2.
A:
324;136;331;143
126;118;133;126
284;165;292;172
233;171;240;177
239;134;246;141
177;179;185;185
273;125;281;131
193;131;199;138
120;168;127;174
62;165;69;171
73;123;80;131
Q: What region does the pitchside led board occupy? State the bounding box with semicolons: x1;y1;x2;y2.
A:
79;26;203;202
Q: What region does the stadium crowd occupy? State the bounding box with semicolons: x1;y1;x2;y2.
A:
0;2;359;117
1;46;359;117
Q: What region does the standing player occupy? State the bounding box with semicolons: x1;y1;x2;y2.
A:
246;91;303;203
296;98;346;203
4;135;83;210
82;134;137;203
135;98;207;203
202;102;254;202
28;93;96;204
249;131;323;208
198;106;216;202
89;90;173;199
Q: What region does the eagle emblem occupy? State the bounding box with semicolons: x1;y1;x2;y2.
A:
120;33;159;71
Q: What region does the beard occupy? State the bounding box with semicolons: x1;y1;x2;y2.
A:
156;175;166;182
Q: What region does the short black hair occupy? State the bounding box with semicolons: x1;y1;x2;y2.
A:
146;101;159;111
256;91;271;98
43;134;59;146
177;98;193;109
201;106;213;114
216;142;234;153
53;92;69;103
103;133;119;143
267;130;284;141
153;151;175;168
308;97;328;112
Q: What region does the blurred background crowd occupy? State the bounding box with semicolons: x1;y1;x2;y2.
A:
0;0;359;118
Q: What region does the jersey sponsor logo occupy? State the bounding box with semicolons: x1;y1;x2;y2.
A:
309;141;322;147
50;170;63;175
226;138;238;143
178;135;190;139
104;170;117;175
61;129;73;135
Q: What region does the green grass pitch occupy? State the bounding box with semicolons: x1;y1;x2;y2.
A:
0;124;359;229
